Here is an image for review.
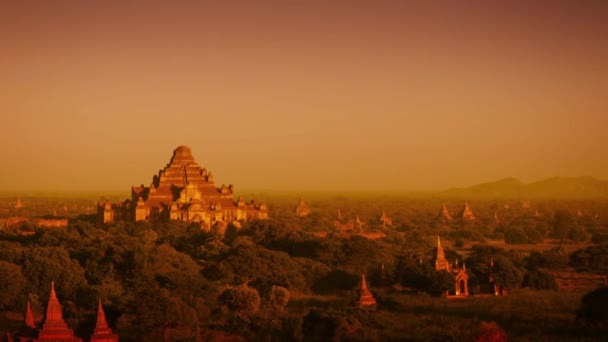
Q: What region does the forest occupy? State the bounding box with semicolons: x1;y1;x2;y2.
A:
0;195;607;341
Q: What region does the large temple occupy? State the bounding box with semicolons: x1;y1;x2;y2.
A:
98;145;268;227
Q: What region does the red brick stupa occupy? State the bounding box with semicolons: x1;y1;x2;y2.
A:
359;274;377;308
90;299;119;342
36;282;83;342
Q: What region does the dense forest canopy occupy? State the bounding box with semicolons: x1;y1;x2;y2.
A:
0;195;607;341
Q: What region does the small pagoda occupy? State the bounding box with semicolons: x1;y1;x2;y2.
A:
36;282;83;342
90;299;119;342
359;274;377;308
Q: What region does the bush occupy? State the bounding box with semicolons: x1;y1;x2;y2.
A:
522;270;558;290
577;287;608;324
220;285;261;315
504;227;528;244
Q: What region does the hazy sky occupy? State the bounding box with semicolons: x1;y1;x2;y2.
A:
1;1;607;192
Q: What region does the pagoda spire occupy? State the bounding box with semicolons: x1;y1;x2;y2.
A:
91;299;119;341
359;274;376;308
25;301;35;328
96;299;109;331
37;282;82;341
46;281;63;322
435;236;450;271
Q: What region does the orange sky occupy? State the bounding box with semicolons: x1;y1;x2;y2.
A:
1;1;607;192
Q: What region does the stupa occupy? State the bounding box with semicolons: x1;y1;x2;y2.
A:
457;201;477;221
359;274;377;308
379;210;392;226
36;282;83;342
437;204;453;222
435;236;451;272
98;146;268;226
294;199;311;217
90;300;119;342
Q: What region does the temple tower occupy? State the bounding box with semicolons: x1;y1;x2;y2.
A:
295;199;311;217
435;236;451;271
359;274;376;308
380;210;392;226
458;201;477;221
90;299;119;342
36;282;83;342
437;204;453;222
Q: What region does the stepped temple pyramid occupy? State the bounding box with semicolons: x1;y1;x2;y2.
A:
98;146;268;226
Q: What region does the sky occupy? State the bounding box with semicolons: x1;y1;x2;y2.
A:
1;1;607;193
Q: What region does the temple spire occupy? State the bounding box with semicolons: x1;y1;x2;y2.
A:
46;281;64;323
435;236;450;271
38;282;82;341
91;299;119;341
359;274;376;308
50;281;57;299
25;301;35;328
96;299;108;330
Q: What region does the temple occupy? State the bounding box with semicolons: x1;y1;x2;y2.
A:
456;201;477;221
437;204;453;222
435;236;451;272
97;146;268;227
294;199;311;217
379;210;392;226
435;237;468;297
359;274;377;308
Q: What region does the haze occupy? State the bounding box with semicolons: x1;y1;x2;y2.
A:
1;1;607;192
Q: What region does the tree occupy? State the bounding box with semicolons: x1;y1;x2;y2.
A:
522;270;558;290
492;256;523;291
268;285;290;313
472;321;507;342
429;270;456;294
21;246;88;301
0;261;26;309
220;285;261;315
504;227;528;244
577;287;608;325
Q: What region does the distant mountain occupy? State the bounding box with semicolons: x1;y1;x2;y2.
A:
441;176;608;198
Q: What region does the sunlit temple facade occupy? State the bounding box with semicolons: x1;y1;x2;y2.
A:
435;236;469;296
98;145;268;227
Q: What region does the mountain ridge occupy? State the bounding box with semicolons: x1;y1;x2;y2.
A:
441;176;608;198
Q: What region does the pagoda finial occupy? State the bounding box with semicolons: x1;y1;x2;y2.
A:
25;301;35;328
50;281;57;299
96;299;109;330
361;273;368;291
91;299;118;341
